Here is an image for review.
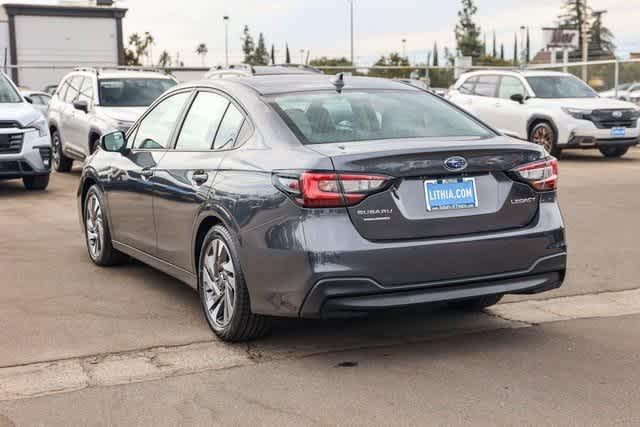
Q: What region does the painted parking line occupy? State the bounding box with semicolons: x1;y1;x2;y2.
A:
1;287;640;402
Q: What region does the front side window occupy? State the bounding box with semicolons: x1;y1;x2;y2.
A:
498;76;527;99
272;90;493;145
64;76;83;104
77;78;94;104
175;92;229;151
131;92;190;150
0;74;22;103
98;78;177;107
473;75;499;97
458;76;477;95
526;75;597;98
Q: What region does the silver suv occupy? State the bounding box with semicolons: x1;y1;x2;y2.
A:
0;71;51;190
48;68;176;172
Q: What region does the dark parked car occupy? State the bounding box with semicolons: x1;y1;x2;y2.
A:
78;75;567;342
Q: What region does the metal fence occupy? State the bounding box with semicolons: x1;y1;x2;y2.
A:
6;58;640;98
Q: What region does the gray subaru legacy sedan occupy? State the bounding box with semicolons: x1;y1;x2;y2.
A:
77;74;566;342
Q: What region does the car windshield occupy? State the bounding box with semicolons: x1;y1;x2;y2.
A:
271;90;493;144
98;78;176;107
526;75;597;99
0;74;23;103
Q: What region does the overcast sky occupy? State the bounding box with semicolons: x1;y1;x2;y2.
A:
15;0;640;65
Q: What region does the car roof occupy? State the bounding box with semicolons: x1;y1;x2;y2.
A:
459;69;571;80
200;74;420;96
67;69;175;80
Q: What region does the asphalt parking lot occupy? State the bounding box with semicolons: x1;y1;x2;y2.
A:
1;147;639;425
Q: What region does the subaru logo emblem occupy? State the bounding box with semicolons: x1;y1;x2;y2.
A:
612;111;623;119
443;156;468;172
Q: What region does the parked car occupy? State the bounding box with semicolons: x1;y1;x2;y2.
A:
78;74;567;342
205;64;321;79
448;70;640;158
0;72;51;190
43;84;59;95
599;82;640;101
21;90;52;116
48;68;177;172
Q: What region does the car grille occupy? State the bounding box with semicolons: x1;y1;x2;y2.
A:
0;133;24;154
588;109;639;129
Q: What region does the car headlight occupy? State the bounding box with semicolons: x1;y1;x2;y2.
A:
562;108;592;120
26;116;49;138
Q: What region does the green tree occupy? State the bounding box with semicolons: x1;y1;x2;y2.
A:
270;44;275;65
500;43;504;60
157;50;172;68
127;32;154;65
526;27;531;63
432;41;439;67
589;10;615;58
195;43;208;66
492;31;497;57
285;43;291;64
309;57;352;67
455;0;483;60
370;52;410;78
253;33;269;65
558;0;587;54
241;25;255;64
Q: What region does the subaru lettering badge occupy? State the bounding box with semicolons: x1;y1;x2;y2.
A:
443;156;468;172
612;111;623;119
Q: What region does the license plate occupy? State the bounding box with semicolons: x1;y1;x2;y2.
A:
425;177;478;211
611;127;626;137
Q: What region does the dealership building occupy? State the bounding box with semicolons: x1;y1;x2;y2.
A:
0;1;127;89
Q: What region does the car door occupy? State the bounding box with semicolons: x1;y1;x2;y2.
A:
493;75;531;138
66;76;95;157
59;76;83;155
105;90;192;255
153;89;247;271
467;75;500;125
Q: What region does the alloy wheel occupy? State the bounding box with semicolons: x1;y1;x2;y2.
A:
531;125;554;153
202;238;236;329
52;133;61;169
85;194;104;260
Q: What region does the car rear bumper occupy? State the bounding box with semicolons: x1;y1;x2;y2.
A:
242;199;566;318
300;254;565;318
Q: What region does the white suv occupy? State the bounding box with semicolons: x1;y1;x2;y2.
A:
48;68;176;172
448;70;640;158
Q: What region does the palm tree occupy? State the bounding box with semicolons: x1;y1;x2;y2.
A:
196;43;209;66
157;50;172;68
143;32;155;65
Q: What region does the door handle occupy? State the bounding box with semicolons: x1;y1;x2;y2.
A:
140;169;153;179
192;171;209;185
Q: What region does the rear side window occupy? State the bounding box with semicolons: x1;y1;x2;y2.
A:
213;104;244;149
473;75;499;97
175;91;229;151
272;90;493;144
458;76;477;95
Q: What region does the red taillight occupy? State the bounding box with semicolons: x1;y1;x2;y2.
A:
274;172;391;208
511;157;559;191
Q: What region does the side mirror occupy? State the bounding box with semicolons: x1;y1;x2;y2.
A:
510;93;525;104
73;99;89;113
101;131;128;154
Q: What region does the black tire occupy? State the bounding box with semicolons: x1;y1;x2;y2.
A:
83;185;127;266
51;129;73;172
23;174;49;191
198;225;271;342
449;294;503;311
529;122;561;158
599;146;629;158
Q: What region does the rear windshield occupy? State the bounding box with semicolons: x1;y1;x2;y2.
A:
98;78;177;107
271;90;493;144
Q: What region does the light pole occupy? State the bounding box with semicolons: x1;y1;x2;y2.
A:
581;0;589;81
348;0;354;66
223;16;229;67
